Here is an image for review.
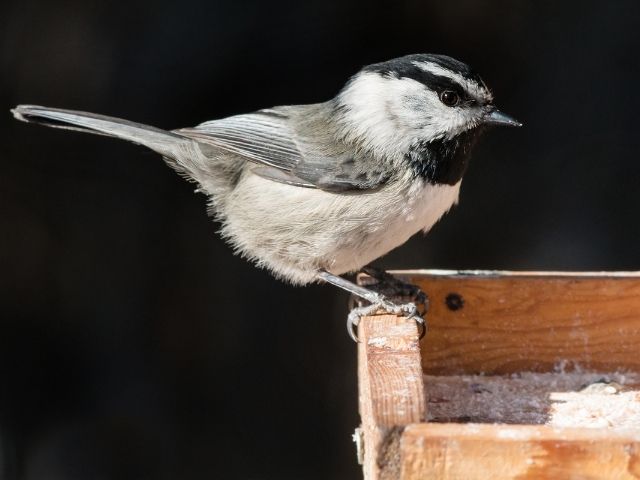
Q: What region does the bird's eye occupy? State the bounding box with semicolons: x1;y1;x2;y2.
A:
439;90;460;107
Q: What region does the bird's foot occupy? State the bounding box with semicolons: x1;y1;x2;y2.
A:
315;269;427;342
347;297;425;342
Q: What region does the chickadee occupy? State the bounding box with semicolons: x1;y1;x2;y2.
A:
12;53;520;338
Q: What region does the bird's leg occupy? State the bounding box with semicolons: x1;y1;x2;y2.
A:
316;270;426;342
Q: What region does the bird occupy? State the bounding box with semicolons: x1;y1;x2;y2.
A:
11;53;521;339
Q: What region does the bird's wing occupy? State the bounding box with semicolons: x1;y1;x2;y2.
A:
175;107;389;192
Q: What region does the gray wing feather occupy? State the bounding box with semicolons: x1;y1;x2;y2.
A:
178;111;301;171
251;166;316;188
176;106;389;192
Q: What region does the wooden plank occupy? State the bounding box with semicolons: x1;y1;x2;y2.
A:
358;314;426;480
399;423;640;480
391;270;640;375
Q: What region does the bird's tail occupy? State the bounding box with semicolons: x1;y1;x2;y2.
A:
11;104;191;158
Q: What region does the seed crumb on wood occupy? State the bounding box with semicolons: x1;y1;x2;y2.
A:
425;371;640;429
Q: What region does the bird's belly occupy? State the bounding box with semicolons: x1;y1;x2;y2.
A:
221;173;460;284
327;180;461;275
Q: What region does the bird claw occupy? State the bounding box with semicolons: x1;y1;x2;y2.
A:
347;298;427;342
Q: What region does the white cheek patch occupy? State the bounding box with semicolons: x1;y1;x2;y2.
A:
336;72;424;158
336;71;485;156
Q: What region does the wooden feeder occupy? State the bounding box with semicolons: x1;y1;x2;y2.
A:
355;271;640;480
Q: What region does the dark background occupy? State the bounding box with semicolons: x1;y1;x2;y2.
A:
2;0;640;478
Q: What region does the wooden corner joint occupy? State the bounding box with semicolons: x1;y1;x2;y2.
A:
376;426;405;480
357;313;426;480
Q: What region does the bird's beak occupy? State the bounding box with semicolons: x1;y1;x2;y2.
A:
483;108;522;127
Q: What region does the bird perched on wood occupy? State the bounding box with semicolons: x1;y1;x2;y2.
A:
12;53;520;339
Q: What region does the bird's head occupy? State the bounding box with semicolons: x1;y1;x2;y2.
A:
334;54;520;184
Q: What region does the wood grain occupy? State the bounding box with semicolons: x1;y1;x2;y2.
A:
358;314;425;480
399;423;640;480
355;271;640;479
392;270;640;375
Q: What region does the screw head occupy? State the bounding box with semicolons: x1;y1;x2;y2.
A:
445;293;464;311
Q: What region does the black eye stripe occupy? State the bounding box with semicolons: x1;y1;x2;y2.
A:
369;66;472;101
422;74;468;97
362;53;483;101
415;73;473;103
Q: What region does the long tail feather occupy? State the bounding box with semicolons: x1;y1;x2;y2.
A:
11;105;188;157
